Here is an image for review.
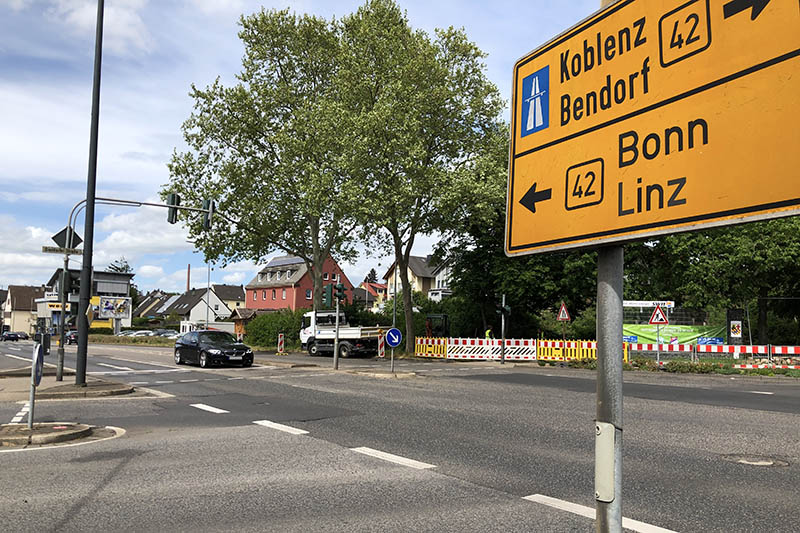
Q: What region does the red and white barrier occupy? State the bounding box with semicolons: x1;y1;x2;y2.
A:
377;334;385;358
696;344;769;355
772;346;800;355
628;343;693;352
277;333;285;354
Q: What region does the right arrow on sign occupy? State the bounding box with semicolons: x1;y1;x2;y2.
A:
519;182;552;214
723;0;771;21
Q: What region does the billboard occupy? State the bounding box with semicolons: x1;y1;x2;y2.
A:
98;297;132;320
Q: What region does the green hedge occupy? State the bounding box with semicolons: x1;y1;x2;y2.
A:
245;309;307;347
88;334;175;346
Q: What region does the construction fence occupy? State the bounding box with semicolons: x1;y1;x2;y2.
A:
414;338;800;369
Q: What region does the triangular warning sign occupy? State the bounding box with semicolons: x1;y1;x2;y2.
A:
557;302;571;322
648;304;669;325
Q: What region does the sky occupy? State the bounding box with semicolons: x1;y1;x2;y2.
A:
0;0;598;294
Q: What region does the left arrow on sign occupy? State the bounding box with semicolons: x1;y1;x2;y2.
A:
519;182;552;214
723;0;771;21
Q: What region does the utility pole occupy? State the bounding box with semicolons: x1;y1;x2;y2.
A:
500;293;506;365
76;0;104;386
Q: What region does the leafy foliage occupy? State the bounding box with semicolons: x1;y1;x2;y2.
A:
245;309;308;347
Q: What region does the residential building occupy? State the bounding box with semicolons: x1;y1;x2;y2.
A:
3;285;46;335
383;255;436;298
428;260;453;302
213;284;245;311
353;282;388;311
245;255;353;311
132;290;170;319
0;289;7;332
162;288;231;325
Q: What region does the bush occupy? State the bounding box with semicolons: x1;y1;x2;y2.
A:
88;327;113;335
567;359;597;370
245;309;307;347
88;334;174;346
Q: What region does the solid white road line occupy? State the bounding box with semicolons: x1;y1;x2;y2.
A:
87;368;185;375
252;420;309;435
227;377;244;380
2;353;30;362
522;494;677;533
105;356;178;369
154;380;174;384
128;381;150;385
190;403;229;414
747;391;774;395
97;363;135;371
179;379;199;383
350;447;436;470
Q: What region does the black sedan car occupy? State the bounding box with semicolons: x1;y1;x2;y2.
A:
174;330;253;368
1;332;19;341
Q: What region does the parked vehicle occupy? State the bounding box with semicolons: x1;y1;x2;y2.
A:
130;330;154;337
66;330;78;345
300;311;386;358
1;332;20;341
156;329;178;337
14;331;29;340
174;330;253;368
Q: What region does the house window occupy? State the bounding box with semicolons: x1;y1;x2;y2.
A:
282;288;286;300
335;273;340;281
214;304;219;311
262;290;266;300
272;289;276;300
306;289;312;300
277;271;282;281
323;272;328;280
258;273;264;282
236;302;241;307
252;292;256;301
267;272;273;280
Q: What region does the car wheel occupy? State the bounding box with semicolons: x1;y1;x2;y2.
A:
199;352;210;368
339;343;351;358
174;350;183;365
308;341;319;356
242;358;253;367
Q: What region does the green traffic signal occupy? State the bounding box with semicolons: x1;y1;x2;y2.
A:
335;283;346;302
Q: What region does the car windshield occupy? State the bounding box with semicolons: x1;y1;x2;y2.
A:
198;331;237;344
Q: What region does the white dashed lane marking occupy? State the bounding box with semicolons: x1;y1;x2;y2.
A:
252;420;308;435
97;363;135;371
350;447;436;470
190;403;229;414
746;390;774;395
10;402;30;424
523;494;677;533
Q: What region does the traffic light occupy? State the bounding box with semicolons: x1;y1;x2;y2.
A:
322;284;333;308
335;283;346;302
167;193;180;224
202;199;215;230
495;303;511;315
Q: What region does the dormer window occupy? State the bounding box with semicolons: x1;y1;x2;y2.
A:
277;271;282;281
323;273;329;280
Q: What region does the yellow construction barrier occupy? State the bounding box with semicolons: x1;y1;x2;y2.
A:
536;339;628;363
415;337;447;358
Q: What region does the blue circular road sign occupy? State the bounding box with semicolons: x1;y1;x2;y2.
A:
385;328;402;348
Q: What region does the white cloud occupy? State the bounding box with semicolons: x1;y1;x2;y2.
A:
0;215;62;287
47;0;154;56
5;0;33;11
137;264;165;278
187;0;244;15
222;271;245;284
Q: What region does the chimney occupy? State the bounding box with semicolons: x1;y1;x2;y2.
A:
187;264;191;293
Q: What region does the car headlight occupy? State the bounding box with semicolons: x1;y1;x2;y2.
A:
246;349;253;355
208;349;222;355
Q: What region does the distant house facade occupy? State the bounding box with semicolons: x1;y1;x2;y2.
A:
0;289;7;332
162;288;231;325
43;269;135;329
3;285;46;334
383;256;436;299
133;290;171;319
354;282;388;312
213;284;245;311
245;255;353;311
428;260;453;302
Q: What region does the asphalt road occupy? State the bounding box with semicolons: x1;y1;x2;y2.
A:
1;341;798;532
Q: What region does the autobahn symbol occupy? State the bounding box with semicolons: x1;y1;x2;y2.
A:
385;328;402;348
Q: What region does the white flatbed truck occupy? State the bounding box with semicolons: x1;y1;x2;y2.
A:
299;311;386;357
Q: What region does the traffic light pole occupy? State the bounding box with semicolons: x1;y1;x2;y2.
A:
500;294;506;365
76;0;105;386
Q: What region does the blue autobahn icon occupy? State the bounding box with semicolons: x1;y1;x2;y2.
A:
385;328;402;348
521;66;549;137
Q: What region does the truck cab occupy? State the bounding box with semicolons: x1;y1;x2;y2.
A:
300;311;385;358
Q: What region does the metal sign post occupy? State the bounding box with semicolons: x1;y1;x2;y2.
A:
28;343;44;429
333;297;340;371
500;294;506;365
385;328;402;374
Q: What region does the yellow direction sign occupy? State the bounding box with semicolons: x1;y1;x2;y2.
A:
506;0;800;256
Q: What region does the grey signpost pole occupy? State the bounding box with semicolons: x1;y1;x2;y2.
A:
596;245;623;533
333;297;340;371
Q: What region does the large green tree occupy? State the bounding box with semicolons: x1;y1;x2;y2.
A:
625;217;800;343
337;0;504;351
165;9;360;309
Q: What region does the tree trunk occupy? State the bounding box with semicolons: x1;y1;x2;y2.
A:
391;233;416;353
310;219;322;311
758;288;768;344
